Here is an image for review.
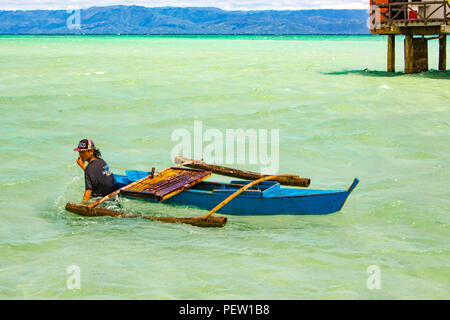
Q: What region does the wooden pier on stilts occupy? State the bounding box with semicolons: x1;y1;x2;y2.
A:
370;1;449;73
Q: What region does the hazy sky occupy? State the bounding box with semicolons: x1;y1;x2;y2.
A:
0;1;369;10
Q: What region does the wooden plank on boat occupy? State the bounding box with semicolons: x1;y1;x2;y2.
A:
174;156;311;187
120;167;211;201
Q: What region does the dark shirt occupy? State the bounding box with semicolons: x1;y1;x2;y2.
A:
84;158;116;197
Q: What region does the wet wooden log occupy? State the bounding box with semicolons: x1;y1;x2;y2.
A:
65;202;227;228
174;156;310;187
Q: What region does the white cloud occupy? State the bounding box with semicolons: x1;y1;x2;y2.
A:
0;1;369;11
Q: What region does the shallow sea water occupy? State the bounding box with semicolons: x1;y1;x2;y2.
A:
0;35;448;299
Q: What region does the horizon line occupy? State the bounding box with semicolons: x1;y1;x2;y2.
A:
0;33;373;36
0;5;369;12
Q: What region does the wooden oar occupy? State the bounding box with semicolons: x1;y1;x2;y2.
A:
66;202;227;228
174;156;310;187
203;174;297;219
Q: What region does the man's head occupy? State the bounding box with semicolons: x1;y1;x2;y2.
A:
74;139;96;162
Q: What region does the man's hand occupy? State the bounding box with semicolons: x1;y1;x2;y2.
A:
76;157;86;171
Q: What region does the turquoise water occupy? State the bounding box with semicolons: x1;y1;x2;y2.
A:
0;35;448;299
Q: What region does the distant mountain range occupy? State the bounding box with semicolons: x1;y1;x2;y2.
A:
0;6;370;35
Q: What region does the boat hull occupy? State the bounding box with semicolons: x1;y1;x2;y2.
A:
114;171;359;216
160;188;353;215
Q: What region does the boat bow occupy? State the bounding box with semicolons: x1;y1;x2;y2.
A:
346;177;360;194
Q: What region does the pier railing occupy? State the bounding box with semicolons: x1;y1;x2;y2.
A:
371;1;450;27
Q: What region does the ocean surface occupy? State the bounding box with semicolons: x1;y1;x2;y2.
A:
0;35;448;299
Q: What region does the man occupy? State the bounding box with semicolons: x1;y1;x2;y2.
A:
74;139;116;203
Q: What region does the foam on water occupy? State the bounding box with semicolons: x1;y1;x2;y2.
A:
0;35;448;299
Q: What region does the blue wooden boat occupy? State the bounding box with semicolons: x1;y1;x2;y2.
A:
114;170;359;215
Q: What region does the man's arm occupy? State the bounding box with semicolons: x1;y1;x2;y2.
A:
83;167;93;203
83;189;92;204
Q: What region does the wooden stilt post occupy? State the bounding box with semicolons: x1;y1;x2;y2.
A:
404;35;428;74
439;34;447;71
388;35;395;72
405;34;413;74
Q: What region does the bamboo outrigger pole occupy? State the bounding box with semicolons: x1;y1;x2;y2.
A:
174;156;310;187
203;174;297;219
